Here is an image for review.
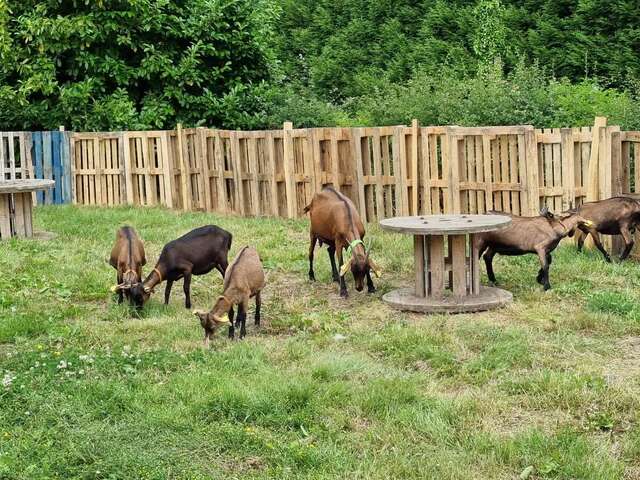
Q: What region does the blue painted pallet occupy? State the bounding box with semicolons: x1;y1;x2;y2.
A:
31;130;72;204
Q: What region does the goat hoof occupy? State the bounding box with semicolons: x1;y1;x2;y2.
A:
340;291;349;299
332;276;340;283
309;273;316;281
368;286;376;294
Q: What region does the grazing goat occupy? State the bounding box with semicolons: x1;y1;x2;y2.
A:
109;226;147;308
474;208;593;290
140;225;232;309
567;197;640;262
194;246;265;346
304;187;381;298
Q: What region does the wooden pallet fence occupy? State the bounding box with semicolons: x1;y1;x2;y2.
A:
1;132;33;182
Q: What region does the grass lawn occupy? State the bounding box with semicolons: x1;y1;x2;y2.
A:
1;205;640;479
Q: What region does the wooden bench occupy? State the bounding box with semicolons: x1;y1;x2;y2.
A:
0;179;54;239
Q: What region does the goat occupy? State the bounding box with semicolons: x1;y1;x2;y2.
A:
140;225;232;309
109;226;147;308
567;197;640;262
194;246;265;346
304;187;381;298
474;207;594;290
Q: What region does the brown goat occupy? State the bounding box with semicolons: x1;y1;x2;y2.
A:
567;197;640;262
109;226;147;308
474;208;593;290
304;187;381;298
194;246;265;346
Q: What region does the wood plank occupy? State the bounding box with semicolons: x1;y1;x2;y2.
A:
372;130;385;218
0;133;5;181
13;193;25;237
635;143;640;194
429;235;445;298
414;235;425;297
560;128;575;211
448;134;461;214
93;137;104;205
621;141;630;194
411;119;419;215
353;128;367;221
470;233;480;295
42;132;53;204
301;131;315;216
176;124;191;211
282;122;296;218
474;136;484;213
466;136;476;214
392;127;405;215
508;135;520;215
197;128;211;211
586;117;607;202
482;135;493;211
420;129;432;215
247;134;260;216
266;132;278;216
525;127;540;214
491;136;501;211
7;132;16;180
500;135;510;212
429;133;440;213
160;131;174;209
451;234;467;296
20;193;33;236
0;194;11;239
69;137;77;204
230;131;245;216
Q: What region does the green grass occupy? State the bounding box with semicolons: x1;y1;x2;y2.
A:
1;205;640;479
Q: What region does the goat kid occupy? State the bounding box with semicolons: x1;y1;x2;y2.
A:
474;208;593;290
304;187;381;298
109;226;147;308
140;225;232;309
194;246;265;346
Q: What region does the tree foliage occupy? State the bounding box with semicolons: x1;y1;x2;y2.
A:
0;0;270;130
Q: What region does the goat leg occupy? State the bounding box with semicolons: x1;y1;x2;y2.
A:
366;270;376;293
238;302;247;339
164;280;173;305
116;273;124;304
328;245;339;282
536;249;551;290
576;227;587;252
203;331;210;349
483;249;497;284
228;306;235;340
588;229;612;263
620;225;634;261
308;235;317;281
254;292;261;326
337;248;348;298
183;273;192;309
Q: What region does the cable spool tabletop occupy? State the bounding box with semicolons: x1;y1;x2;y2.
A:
0;179;54;240
380;214;513;313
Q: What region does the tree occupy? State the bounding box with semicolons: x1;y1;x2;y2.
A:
0;0;270;130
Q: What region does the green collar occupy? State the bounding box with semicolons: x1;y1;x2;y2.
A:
346;239;365;258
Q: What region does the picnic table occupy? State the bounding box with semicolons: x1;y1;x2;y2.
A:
0;179;54;239
379;214;513;313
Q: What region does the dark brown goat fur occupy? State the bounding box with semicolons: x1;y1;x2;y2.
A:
141;225;232;309
109;226;147;308
474;208;594;290
194;246;265;346
304;187;380;298
567;197;640;262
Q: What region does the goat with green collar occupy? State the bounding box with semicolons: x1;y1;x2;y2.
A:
304;187;381;298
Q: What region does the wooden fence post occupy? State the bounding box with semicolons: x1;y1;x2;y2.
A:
121;132;134;205
160;131;174;209
586;116;607;203
282;121;296;218
392;126;407;215
352;127;367;220
446;127;462;214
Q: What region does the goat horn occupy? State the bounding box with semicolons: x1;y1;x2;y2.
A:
339;258;353;277
144;285;153;293
110;284;124;293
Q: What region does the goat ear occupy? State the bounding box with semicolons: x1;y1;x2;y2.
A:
144;285;153;293
339;258;352;277
368;258;382;278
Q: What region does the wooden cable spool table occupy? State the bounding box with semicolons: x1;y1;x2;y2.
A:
380;214;513;313
0;179;54;239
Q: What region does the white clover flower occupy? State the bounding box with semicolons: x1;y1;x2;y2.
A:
57;360;68;370
2;372;15;388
